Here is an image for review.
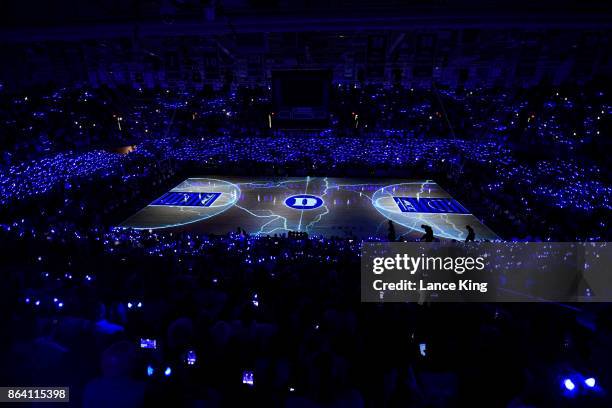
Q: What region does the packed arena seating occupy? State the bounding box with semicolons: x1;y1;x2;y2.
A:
0;78;610;406
1;85;609;240
2;0;612;399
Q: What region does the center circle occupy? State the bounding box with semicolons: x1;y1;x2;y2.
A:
284;194;324;210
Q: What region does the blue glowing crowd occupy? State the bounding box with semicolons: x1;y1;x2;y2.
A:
0;83;610;406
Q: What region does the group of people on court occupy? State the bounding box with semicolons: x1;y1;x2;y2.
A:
387;220;476;242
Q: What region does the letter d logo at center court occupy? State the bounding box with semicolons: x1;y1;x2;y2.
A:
284;194;324;210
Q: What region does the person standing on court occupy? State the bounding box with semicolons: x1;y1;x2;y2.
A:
465;225;476;242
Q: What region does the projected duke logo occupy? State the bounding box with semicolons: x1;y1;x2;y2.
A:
393;197;469;214
284;194;324;210
151;192;221;207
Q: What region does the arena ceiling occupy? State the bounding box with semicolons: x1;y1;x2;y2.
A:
1;0;610;89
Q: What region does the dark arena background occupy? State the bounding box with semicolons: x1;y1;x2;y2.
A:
271;70;331;128
0;1;611;406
